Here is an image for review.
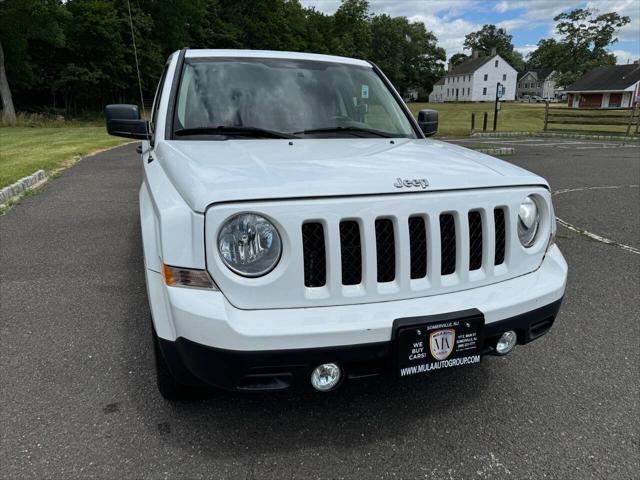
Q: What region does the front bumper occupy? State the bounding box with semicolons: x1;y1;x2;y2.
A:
147;245;567;391
158;298;563;391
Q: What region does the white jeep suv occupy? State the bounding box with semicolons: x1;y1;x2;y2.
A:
106;49;567;399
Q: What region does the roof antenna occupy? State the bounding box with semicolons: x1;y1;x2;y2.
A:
126;0;150;144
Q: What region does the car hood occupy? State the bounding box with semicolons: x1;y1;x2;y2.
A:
156;138;547;212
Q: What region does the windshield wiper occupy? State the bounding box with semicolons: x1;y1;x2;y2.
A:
294;126;394;138
174;126;297;139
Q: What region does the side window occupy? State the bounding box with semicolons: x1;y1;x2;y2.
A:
150;64;169;134
503;74;507;81
483;87;487;95
495;60;499;67
484;74;488;81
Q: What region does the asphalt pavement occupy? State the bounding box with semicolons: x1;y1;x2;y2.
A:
1;138;638;479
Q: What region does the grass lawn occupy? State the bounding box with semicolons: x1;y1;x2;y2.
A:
407;102;636;137
0;126;130;189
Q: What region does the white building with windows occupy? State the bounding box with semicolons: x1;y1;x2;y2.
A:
429;51;517;102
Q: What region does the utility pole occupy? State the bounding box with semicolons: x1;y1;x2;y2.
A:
493;82;502;131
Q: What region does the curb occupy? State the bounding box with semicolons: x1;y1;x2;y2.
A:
470;131;639;142
473;147;515;155
0;170;48;205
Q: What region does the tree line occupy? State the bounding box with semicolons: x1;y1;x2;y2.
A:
0;0;447;121
0;1;630;123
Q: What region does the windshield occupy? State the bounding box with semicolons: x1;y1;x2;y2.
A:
173;57;417;139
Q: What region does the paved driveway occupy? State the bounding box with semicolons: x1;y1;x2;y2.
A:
1;139;638;479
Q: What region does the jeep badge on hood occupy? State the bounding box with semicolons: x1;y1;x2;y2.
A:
393;177;429;189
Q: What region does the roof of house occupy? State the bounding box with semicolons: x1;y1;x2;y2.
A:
446;55;495;75
518;69;555;82
565;64;640;92
434;77;445;86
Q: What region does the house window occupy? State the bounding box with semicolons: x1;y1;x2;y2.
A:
537;82;541;87
447;88;449;96
483;87;487;95
495;60;499;67
467;87;470;95
503;74;507;81
484;74;488;81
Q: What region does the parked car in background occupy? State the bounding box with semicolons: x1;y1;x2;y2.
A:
519;95;544;103
105;49;567;400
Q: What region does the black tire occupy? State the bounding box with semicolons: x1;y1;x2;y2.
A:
152;327;204;401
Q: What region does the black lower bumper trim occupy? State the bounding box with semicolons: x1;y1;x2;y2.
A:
157;297;563;391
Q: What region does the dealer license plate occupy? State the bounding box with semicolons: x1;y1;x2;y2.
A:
394;311;484;378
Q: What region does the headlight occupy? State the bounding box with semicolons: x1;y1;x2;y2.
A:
218;213;282;277
518;196;540;247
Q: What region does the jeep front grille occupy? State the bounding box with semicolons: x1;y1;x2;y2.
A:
302;206;510;289
205;187;551;310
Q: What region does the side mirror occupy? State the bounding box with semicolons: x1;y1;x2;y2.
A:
417;109;438;137
105;104;149;140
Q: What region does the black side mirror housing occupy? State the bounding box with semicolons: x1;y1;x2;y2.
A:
105;104;149;140
417;109;438;137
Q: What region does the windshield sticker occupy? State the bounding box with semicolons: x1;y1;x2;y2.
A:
361;84;369;99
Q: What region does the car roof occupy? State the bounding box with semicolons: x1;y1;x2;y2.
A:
183;49;371;67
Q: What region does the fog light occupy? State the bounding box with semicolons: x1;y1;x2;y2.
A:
496;330;517;355
311;363;341;392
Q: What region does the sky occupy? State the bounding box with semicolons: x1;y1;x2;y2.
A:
299;0;640;64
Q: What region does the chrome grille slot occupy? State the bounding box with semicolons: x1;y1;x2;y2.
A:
339;221;362;285
494;208;506;265
302;222;326;287
468;211;483;271
408;216;427;279
439;214;456;275
375;219;396;282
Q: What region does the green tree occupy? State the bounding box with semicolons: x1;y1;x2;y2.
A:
54;0;164;112
303;7;333;54
370;14;407;86
463;24;524;71
449;53;468;68
526;39;564;70
330;0;371;58
399;21;445;97
529;8;630;86
0;0;448;114
0;0;67;122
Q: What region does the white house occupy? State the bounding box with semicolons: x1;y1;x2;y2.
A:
429;51;518;102
428;77;445;103
565;63;640;108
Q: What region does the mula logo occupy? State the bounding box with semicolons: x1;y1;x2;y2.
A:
430;329;455;360
393;177;429;189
